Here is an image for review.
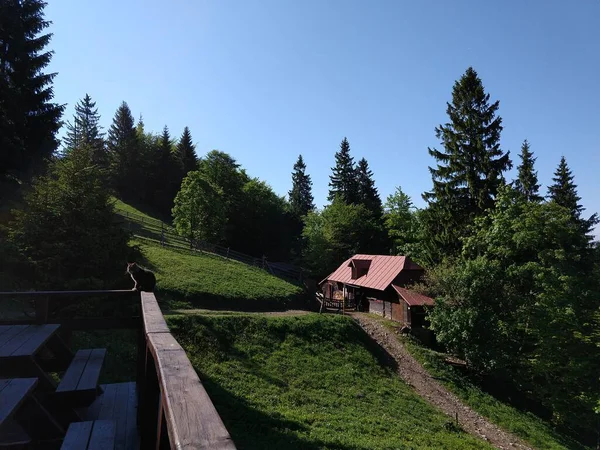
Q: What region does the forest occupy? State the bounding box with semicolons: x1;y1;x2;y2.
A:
0;0;598;446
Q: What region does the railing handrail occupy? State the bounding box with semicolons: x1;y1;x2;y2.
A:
0;290;136;297
139;292;237;449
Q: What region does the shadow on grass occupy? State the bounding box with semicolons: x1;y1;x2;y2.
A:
200;374;370;450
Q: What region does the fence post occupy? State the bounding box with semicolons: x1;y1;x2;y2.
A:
161;223;165;247
226;247;230;258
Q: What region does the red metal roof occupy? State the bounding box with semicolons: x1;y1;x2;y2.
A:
392;285;435;306
322;254;423;292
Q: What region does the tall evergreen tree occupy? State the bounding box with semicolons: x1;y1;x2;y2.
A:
328;137;358;204
107;101;140;200
356;157;382;217
63;94;105;166
423;67;511;255
176;126;197;175
514;140;541;202
548;156;598;239
151;126;179;217
288;155;314;218
0;0;64;179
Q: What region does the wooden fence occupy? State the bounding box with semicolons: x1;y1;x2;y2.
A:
0;290;237;449
115;209;303;283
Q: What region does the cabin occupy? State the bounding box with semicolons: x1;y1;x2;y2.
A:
0;290;236;449
319;254;434;328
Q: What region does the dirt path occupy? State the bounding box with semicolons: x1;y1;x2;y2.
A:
163;308;311;317
350;312;532;450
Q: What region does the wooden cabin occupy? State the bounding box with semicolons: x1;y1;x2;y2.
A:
319;255;434;328
0;290;236;449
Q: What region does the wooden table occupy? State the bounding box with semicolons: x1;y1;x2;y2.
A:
0;377;65;447
0;324;70;390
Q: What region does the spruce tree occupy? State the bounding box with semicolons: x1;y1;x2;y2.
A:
0;0;64;179
514;140;542;202
176;126;197;175
548;156;598;239
63;94;106;167
423;67;511;255
153;126;179;217
107;101;140;200
288;155;315;217
356;157;382;217
328;137;358;204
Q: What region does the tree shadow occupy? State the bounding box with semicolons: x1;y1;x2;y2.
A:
200;374;369;450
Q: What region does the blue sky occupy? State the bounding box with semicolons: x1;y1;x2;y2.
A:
46;0;599;227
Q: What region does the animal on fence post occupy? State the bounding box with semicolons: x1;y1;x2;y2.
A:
126;262;156;292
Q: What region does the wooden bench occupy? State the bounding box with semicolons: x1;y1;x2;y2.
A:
56;349;106;407
60;420;115;450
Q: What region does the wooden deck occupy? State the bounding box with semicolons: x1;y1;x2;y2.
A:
76;382;139;450
0;289;236;449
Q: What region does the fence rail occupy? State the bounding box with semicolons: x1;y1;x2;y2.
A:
115;208;304;283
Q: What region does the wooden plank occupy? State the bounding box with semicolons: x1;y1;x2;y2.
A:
0;325;15;339
148;336;236;450
0;290;138;298
0;378;38;425
97;384;118;421
77;349;106;392
111;383;130;450
0;326;29;350
10;324;60;357
88;420;115;450
141;292;169;334
56;349;92;393
147;332;183;354
60;421;93;450
123;382;138;450
0;318;141;331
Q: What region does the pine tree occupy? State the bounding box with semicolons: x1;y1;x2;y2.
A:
356;157;382;217
176;127;197;175
0;0;64;179
288;155;314;218
548;156;598;239
328;137;358;204
514;140;542;202
63;94;106;167
423;67;511;255
107;101;140;200
152;126;179;217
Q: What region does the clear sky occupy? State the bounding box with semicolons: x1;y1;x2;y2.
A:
46;0;599;228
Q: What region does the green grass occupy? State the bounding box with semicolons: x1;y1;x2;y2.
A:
112;197;162;223
168;314;492;449
379;321;588;450
134;239;304;311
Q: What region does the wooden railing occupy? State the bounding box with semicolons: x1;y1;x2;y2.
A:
0;290;237;449
138;292;236;449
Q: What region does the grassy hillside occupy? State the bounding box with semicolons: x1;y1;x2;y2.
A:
386;325;588;450
168;314;492;449
133;239;304;311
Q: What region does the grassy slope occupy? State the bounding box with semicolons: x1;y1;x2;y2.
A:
168;314;492;450
112;197;161;222
384;323;588;450
133;239;303;311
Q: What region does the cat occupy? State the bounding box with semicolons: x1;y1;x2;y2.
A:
126;262;156;292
